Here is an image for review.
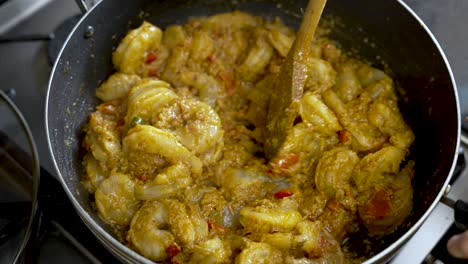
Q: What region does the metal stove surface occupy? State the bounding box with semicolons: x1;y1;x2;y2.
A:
0;0;467;263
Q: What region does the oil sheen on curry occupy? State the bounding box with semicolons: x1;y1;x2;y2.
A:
81;11;415;263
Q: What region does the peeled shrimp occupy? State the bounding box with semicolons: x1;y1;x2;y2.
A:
235;242;283;264
154;98;224;164
127;201;175;262
125;79;177;127
134;162;193;200
83;109;122;171
122;125;202;177
82;153;108;193
94;171;139;226
239;200;302;233
189;237;232;264
113;21;163;74
163;199;208;247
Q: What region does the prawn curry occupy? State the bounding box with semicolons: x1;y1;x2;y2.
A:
81;11;415;263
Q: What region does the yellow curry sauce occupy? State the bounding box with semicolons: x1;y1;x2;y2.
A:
81;11;415;263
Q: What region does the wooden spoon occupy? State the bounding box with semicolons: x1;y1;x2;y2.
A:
265;0;328;159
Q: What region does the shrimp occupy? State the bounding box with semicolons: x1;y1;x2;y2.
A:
154;98;224;164
95;73;141;101
222;168;275;205
270;123;339;183
134;163;192;200
127;201;175;262
253;220;345;263
323;89;386;152
163;199;209;247
236;30;274;81
239;199;302;233
113;21;163;74
94;171;140;226
188;237;232;264
83;108;122;171
352;146;413;235
315;147;360;200
125;79;177;127
184;185;232;228
82;153;108;193
368;102;414;149
179;71;222;107
299;92;342;135
130;198;212;262
304;57;336;94
125;78;223;164
294;220;345;263
235;242;284;264
122;125;202;179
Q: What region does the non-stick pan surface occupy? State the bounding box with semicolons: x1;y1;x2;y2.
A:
46;0;460;263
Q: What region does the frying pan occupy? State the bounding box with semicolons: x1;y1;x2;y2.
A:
45;0;461;263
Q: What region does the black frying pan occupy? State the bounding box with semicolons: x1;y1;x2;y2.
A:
46;0;461;263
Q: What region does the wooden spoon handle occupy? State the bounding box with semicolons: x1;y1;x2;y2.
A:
265;0;328;159
294;0;328;51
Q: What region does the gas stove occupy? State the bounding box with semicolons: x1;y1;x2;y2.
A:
0;0;467;263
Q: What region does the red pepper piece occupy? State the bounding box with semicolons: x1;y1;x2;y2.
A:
363;189;391;219
338;130;350;143
166;242;181;257
145;51;157;64
274;190;293;199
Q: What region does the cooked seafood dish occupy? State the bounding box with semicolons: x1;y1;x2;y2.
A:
81;11;415;263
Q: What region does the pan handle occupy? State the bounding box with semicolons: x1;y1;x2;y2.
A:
440;147;468;230
74;0;95;13
441;196;468;230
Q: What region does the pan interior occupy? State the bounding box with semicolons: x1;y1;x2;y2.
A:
46;0;459;261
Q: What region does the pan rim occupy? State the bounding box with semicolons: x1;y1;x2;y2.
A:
363;0;461;263
44;0;462;263
44;0;155;263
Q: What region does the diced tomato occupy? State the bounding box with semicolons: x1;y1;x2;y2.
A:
208;221;226;233
274;189;293;199
116;119;125;128
363;189;391;219
278;153;300;169
166;242;181;257
207;53;217;62
170;259;182;264
145;51;157;64
218;71;236;95
318;235;332;249
96;99;121;114
148;68;159;77
327;199;342;211
139;175;149;182
338;130;350;143
270;153;300;174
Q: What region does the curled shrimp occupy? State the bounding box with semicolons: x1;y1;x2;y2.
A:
134;162;193;200
83;105;122;172
154;98;224;164
82;153;108;193
127;201;175;262
236;242;284;264
94;171;140;226
125;79;177;127
125;78;224;164
113;21;163;74
123;125;202;179
163;199;209;247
